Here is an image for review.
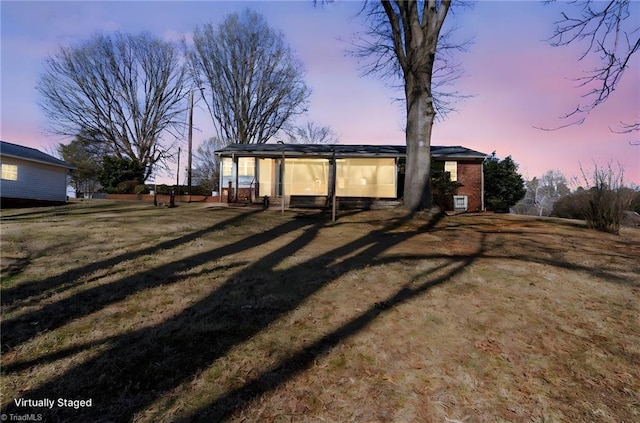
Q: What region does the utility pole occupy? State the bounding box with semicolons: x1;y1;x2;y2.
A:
171;147;180;208
187;89;193;202
176;147;181;189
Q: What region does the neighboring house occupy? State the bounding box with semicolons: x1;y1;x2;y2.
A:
216;144;488;212
1;140;75;207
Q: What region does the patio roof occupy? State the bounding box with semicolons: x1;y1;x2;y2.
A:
216;144;488;160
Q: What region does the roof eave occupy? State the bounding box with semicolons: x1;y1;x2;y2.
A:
432;154;488;160
1;153;76;170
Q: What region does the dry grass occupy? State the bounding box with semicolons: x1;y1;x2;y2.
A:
1;200;639;422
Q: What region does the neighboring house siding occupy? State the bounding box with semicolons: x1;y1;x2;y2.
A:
455;160;483;212
1;156;69;202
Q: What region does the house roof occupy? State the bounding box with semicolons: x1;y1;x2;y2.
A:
216;143;488;160
1;141;75;169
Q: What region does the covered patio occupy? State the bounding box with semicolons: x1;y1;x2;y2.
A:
215;143;488;217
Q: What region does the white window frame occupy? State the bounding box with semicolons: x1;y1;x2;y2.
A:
1;163;18;181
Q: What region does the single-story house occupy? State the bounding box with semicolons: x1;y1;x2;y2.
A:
1;140;75;207
216;144;488;212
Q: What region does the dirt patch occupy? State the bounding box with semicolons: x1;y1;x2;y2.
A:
1;202;639;422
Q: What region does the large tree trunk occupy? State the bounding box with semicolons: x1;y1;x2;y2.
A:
403;74;436;211
375;1;450;212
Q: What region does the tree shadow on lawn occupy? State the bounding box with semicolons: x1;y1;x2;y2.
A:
0;201;149;222
6;211;633;421
0;255;32;282
1;209;333;352
475;228;640;287
184;239;487;422
436;216;639;287
1;210;449;422
0;208;262;312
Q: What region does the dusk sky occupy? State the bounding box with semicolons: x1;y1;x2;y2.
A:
1;0;639;186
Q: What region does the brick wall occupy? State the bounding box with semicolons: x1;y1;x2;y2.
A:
455;160;483;212
106;194;221;203
220;188;254;203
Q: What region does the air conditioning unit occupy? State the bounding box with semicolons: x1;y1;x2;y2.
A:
453;195;468;212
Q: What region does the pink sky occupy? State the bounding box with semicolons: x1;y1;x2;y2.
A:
1;1;638;186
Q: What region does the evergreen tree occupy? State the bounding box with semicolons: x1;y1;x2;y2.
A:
484;153;526;213
97;156;146;194
57;138;102;197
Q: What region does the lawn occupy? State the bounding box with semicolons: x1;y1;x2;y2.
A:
1;200;639;422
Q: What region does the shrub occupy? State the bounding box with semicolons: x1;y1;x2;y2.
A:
631;191;640;214
431;171;462;211
188;185;210;196
552;189;588;219
154;184;172;195
584;185;624;233
487;198;509;213
148;185;212;196
133;184;150;194
98;156;145;193
578;163;632;235
116;180;140;194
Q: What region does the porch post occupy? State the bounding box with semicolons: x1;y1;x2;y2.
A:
233;154;239;202
331;152;337;222
281;150;285;214
218;156;223;203
252;157;258;203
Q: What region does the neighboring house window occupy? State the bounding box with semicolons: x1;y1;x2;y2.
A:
222;157;233;178
221;157;255;189
445;161;457;181
1;164;18;181
238;157;255;177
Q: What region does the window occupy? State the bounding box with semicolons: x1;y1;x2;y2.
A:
454;195;468;211
284;158;329;195
1;164;17;181
220;157;234;190
445;161;457;182
258;158;274;197
220;157;255;189
221;157;233;177
238;157;255;177
336;158;396;198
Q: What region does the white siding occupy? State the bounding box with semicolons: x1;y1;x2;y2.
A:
0;156;69;202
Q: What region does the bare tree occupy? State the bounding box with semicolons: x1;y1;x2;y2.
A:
577;161;632;234
37;32;189;180
546;0;639;131
352;2;470;119
337;1;637;210
352;1;469;211
610;118;640;142
192;137;228;192
189;9;311;145
283;120;340;144
533;170;570;216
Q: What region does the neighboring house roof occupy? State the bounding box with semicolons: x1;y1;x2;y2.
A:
216;143;488;160
1;140;75;169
